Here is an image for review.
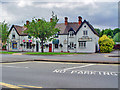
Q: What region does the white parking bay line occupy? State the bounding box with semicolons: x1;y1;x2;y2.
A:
63;64;95;71
3;66;29;69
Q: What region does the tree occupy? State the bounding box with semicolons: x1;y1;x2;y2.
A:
99;29;104;37
0;21;9;44
100;29;113;38
113;28;120;36
94;28;100;36
24;12;60;52
98;35;115;53
113;32;120;42
104;29;113;38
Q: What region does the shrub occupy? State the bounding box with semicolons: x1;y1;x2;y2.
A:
98;35;115;53
113;32;120;42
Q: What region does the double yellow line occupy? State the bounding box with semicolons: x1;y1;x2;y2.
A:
0;82;42;89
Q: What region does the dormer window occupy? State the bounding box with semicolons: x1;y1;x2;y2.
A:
69;31;74;37
83;30;88;36
12;34;15;39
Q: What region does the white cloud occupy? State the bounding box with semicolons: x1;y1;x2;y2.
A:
34;2;98;10
0;2;118;30
17;0;33;7
1;0;120;2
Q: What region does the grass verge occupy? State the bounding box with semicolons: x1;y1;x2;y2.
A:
0;51;19;54
0;51;90;55
24;52;89;55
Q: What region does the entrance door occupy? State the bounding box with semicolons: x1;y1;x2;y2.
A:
36;42;39;52
12;42;17;49
49;44;52;52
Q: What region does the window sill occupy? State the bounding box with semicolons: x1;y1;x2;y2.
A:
79;47;86;49
69;36;74;38
68;48;74;50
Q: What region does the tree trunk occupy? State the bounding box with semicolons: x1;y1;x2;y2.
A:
41;39;44;53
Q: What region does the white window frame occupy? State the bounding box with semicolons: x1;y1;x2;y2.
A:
69;42;74;49
69;31;74;37
79;41;86;48
83;30;88;36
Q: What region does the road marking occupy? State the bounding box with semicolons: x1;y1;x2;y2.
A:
53;64;95;73
0;82;28;90
1;61;119;66
2;66;29;69
18;85;42;88
63;64;94;71
104;55;119;58
71;70;118;76
53;70;118;76
0;62;33;64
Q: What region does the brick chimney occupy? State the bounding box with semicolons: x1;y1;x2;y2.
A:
50;18;52;22
26;20;29;25
38;19;41;21
78;16;82;25
65;17;68;25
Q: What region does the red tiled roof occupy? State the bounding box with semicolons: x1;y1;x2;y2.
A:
14;25;28;36
8;25;28;36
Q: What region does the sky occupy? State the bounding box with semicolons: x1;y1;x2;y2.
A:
0;0;119;30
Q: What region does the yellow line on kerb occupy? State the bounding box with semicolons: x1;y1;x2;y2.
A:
18;85;42;88
0;82;28;90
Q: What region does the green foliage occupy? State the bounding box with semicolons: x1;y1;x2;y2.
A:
113;28;120;36
0;51;19;54
94;28;100;35
2;45;6;49
24;12;60;52
104;29;113;38
0;21;9;44
99;29;104;37
98;35;115;53
113;32;120;42
100;28;113;38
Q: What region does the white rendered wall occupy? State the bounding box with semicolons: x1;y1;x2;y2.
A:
76;23;99;53
7;28;20;51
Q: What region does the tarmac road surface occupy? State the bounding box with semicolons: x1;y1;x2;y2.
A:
1;61;119;88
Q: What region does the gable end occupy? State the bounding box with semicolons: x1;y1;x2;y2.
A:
75;20;99;37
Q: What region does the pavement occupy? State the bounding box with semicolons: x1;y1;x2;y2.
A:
0;50;119;64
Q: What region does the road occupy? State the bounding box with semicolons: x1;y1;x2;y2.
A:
0;61;119;89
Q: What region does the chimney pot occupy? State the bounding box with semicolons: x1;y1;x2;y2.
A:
78;16;82;25
38;19;41;21
50;18;52;22
65;17;68;25
26;20;29;25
